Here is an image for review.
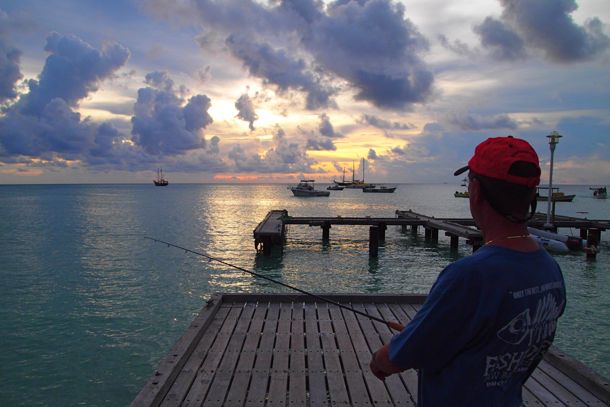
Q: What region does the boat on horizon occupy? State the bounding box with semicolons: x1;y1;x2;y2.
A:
362;185;396;193
333;158;374;189
153;168;169;186
536;187;575;202
590;186;607;199
454;191;469;198
327;184;344;191
289;180;330;197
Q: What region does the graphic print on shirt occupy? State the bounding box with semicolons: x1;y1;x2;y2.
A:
483;291;564;387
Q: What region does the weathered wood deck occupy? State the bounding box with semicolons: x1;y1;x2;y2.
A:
132;294;610;406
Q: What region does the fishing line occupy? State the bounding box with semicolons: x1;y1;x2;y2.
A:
144;236;403;331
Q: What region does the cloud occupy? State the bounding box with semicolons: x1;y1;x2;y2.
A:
306;136;336;151
368;148;378;160
318;113;340;138
359;114;415;130
0;10;23;103
234;93;258;131
448;113;518;131
228;126;315;172
19;32;129;115
0;33;130;163
130;76;213;155
473;17;526;60
475;0;609;63
226;35;334;110
185;0;433;110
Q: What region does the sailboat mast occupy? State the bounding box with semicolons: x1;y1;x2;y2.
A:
352;161;355;182
362;158;365;182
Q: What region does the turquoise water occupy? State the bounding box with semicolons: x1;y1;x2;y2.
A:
0;183;608;406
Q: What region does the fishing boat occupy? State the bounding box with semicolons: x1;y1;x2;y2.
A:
289;180;330;197
327;184;344;191
454;191;469;198
590;186;607;199
536;187;575;202
333;159;374;189
153;168;169;186
362;185;396;193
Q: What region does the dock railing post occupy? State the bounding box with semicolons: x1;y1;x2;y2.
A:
369;226;379;257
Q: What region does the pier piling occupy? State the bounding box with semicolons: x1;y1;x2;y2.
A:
369;226;379;257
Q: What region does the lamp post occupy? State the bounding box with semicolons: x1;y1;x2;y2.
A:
544;131;562;229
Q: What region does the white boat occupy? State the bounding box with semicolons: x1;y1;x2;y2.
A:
528;227;586;251
530;235;569;253
290;180;330;197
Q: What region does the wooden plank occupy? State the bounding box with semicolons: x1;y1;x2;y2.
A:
538;360;606;406
341;302;393;405
181;306;243;407
304;302;329;406
375;303;417;406
524;374;567;406
364;303;415;406
318;303;350;405
159;306;231;407
245;302;280;406
521;386;543;405
289;301;307;406
328;304;372;406
131;295;223;407
223;302;267;406
267;302;292;406
529;367;586;406
544;347;610;405
220;292;427;304
202;303;256;406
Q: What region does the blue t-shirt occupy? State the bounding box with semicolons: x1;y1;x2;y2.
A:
389;245;566;406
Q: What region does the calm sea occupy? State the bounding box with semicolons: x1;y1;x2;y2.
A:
0;183;608;406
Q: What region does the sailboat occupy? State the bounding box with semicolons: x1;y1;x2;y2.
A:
153;168;169;186
332;158;373;189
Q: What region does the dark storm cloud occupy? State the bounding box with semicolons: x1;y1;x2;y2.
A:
145;70;175;91
318;113;340;138
0;9;23;103
306;0;433;109
368;148;378;160
130;78;213;155
473;17;526;60
359;114;415;130
0;33;129;163
187;0;433;110
449;113;518;131
306;136;336;151
235;93;258;131
475;0;609;63
226;35;334;110
19;32;129;115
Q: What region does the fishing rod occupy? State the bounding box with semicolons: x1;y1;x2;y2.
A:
144;237;404;332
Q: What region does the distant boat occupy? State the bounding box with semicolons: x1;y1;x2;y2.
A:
289;180;330;197
460;177;468;187
362;185;396;193
536;187;574;202
327;184;344;191
454;191;469;198
153;168;169;186
590;186;607;199
333;158;374;189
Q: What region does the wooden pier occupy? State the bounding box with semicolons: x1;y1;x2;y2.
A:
131;293;610;406
253;209;609;256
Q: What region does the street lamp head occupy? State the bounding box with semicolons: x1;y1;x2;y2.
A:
547;131;562;145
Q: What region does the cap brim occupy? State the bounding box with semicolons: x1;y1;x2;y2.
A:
453;165;469;176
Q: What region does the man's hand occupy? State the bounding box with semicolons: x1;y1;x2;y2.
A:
369;344;403;380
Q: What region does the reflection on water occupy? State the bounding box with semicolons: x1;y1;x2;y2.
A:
0;183;608;406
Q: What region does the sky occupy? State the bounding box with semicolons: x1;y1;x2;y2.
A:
0;0;609;184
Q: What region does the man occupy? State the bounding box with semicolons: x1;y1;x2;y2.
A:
370;136;566;406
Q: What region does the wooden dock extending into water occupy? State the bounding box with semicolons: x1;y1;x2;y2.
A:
131;293;610;406
253;209;608;256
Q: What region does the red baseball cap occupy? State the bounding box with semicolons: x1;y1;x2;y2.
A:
454;136;541;187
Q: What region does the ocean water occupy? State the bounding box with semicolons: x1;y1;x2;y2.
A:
0;183;608;406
